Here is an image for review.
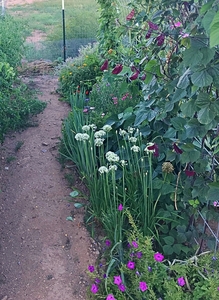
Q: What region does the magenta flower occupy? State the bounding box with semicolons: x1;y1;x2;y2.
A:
173;143;183;154
114;275;122;286
145;30;152;39
136;252;142;259
105;239;111;247
217;286;219;291
127;261;135;269
185;169;195;177
177;277;185;286
130;71;139;80
106;294;116;300
91;284;98;294
112;64;123;74
147;143;159;157
140;73;146;80
148;21;159;30
100;59;108;71
132;241;138;248
118;204;123;211
88;265;95;272
126;9;135;21
118;283;126;292
174;21;182;27
154;252;164;262
156;34;165;46
95;278;101;284
139;281;148;292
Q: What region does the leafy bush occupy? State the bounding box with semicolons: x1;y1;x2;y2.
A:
57;43;102;97
0;84;46;142
0;15;26;69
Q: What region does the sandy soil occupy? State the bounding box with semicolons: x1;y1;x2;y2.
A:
0;72;98;300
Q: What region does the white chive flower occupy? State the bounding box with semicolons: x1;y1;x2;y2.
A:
98;166;109;174
94;130;106;138
94;138;104;147
75;133;84;141
90;124;97;131
119;129;127;136
144;142;155;154
128;136;137;143
82;133;90;141
82;125;90;132
128;127;135;134
120;160;128;167
106;151;120;162
131;145;140;152
109;165;118;171
102;125;112;132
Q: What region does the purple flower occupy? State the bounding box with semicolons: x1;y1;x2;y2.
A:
136;270;141;276
95;278;101;284
185;169;195;177
130;72;139;81
112;64;123;75
139;281;148;292
132;241;138;248
147;143;159;157
156;34;165;46
127;261;135;270
118;204;123;211
91;284;98;294
145;30;152;39
105;239;111;247
173;143;183;154
148;266;152;272
148;21;159;30
106;294;116;300
118;283;126;292
100;59;108;71
140;73;146;80
114;275;122;286
136;252;142;259
103;273;107;278
174;21;182;27
154;252;164;262
217;286;219;291
88;265;95;272
126;9;135;21
177;277;185;287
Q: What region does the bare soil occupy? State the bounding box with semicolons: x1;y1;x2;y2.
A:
0;71;98;300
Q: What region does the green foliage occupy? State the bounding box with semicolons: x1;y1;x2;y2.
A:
0;15;26;68
57;43;102;97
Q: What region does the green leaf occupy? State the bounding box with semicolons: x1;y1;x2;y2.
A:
172;89;187;103
196;92;210;108
173;244;182;255
197;106;216;124
200;0;214;14
181;99;197;117
177;68;191;89
210;22;219;48
202;10;216;33
163;244;174;255
66;216;74;222
183;48;203;67
186;118;208;138
199;48;215;65
74;203;84;208
207;182;219;201
170;117;186;131
180;149;200;163
177;233;187;243
191;70;213;87
210;10;219;27
163;236;175;245
70;190;79;197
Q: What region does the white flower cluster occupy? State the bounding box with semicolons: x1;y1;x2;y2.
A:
82;125;91;132
75;133;90;141
102;125;112;132
98;166;109;174
94;138;105;147
144;142;155;154
106;151;120;162
94;130;106;138
109;165;118;171
119;129;127;136
120;160;128;167
128;136;137;143
131;145;140;152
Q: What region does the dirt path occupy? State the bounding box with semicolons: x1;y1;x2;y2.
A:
0;75;96;300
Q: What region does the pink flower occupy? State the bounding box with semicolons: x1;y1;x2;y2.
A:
145;30;152;39
139;281;148;292
91;284;98;294
181;33;189;38
147;143;159;157
118;204;123;211
112;64;123;74
88;265;95;272
177;277;185;286
105;239;111;247
114;275;122;285
126;9;135;21
156;34;165;46
127;261;135;269
106;294;116;300
100;59;108;71
174;21;182;27
132;241;138;248
136;252;142;259
118;284;126;292
154;252;164;262
148;21;159;30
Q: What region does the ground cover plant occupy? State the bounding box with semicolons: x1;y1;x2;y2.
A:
0;14;46;142
58;0;219;298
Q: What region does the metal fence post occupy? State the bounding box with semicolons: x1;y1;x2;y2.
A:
62;0;66;61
